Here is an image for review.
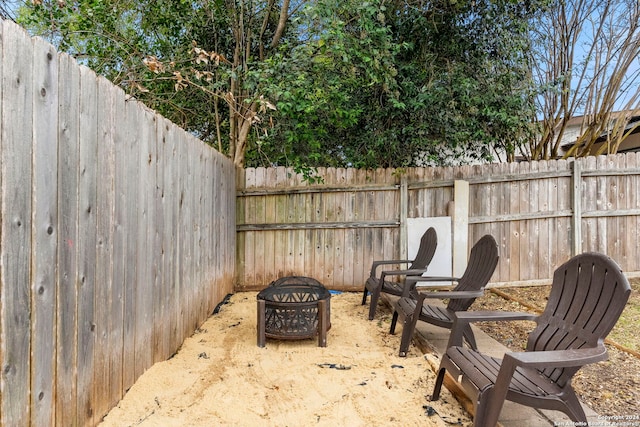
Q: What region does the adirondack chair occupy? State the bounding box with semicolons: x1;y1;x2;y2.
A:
431;252;631;427
362;227;438;320
390;234;498;356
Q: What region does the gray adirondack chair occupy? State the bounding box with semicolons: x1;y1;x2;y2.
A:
390;234;499;356
362;227;438;320
431;252;631;427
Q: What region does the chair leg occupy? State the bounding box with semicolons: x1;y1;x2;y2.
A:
398;311;419;357
367;288;381;320
562;390;588;424
361;287;369;305
473;388;504;427
389;310;399;334
431;367;446;401
362;277;375;305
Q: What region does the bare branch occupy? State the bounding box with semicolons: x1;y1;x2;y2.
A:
270;0;290;49
531;0;640;160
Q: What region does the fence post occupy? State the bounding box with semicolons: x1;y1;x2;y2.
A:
571;160;582;256
452;180;470;277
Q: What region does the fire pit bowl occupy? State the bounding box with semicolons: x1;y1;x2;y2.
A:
257;276;331;347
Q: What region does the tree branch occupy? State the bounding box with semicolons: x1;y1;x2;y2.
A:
270;0;290;49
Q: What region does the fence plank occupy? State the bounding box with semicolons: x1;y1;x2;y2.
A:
56;52;80;427
92;75;117;421
31;35;58;427
78;66;101;426
163;120;179;355
1;21;34;426
151;117;163;363
76;62;100;422
536;161;551;279
121;97;139;394
625;153;639;271
596;156;609;253
611;155;625;265
153;118;168;362
135;104;154;380
176;128;188;342
557;159;572;265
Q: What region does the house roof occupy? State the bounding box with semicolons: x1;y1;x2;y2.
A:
560;110;640;128
559;111;640;154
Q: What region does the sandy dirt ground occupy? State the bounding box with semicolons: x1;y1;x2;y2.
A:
99;292;471;427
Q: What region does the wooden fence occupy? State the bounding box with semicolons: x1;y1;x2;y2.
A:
0;20;236;426
237;153;640;291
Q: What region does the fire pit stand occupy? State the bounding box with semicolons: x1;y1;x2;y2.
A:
257;276;331;347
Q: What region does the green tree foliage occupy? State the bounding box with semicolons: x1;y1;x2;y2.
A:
18;0;542;169
255;0;543;168
353;0;540;167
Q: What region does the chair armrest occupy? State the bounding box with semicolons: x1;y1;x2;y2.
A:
504;345;609;369
370;259;413;277
402;276;461;297
485;344;610;412
446;311;538;348
380;268;428;278
405;276;460;284
416;290;485;302
454;310;538;324
402;291;487;324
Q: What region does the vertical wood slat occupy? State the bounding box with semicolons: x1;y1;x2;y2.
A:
56;52;80;427
507;161;520;281
596;156;609;253
626;153;639;271
166;122;180;355
175;124;187;345
611;155;624;265
555;159;572;268
536;161;549;279
542;161;555;277
152;118;168;363
89;72;112;424
31;35;58;427
135;104;154;380
1;21;34;426
106;74;126;415
571;160;582;256
84;72;104;415
273;168;287;279
94;75;117;422
121;97;139;395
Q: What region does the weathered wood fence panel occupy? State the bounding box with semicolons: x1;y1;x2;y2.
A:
237;167;400;290
0;20;236;427
1;20;34;426
237;154;640;291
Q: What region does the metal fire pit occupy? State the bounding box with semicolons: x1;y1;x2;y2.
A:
257;276;331;347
